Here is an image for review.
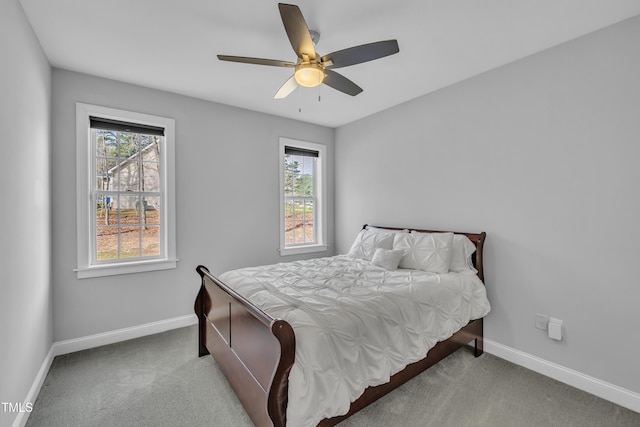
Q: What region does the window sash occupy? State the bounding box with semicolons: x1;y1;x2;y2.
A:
91;191;163;264
284;196;317;246
91;127;165;264
283;153;317;246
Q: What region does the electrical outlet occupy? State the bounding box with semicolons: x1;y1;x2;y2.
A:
548;318;563;340
535;313;549;330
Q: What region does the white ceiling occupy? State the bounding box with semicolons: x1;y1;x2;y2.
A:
19;0;640;128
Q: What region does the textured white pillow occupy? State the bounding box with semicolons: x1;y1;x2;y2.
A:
450;234;477;273
348;229;394;261
370;248;406;270
394;231;454;273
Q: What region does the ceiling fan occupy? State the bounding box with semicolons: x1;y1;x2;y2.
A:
217;3;400;99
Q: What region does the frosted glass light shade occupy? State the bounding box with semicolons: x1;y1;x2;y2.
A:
294;63;325;87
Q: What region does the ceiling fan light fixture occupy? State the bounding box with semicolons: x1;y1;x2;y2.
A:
217;4;399;98
294;63;325;87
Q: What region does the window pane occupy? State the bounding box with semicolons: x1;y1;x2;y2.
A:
95;130;119;159
96;226;119;261
131;133;142;159
95;194;111;225
118;131;136;159
117;156;140;192
144;196;160;225
284;199;294;220
95;159;114;191
119;195;140;226
302;198;315;244
107;195;120;226
288;221;300;244
95;130;117;190
120;227;141;258
284;156;297;197
293;200;303;221
302;222;313;244
142;226;161;257
284;220;295;244
153;137;161;156
142;162;160;191
142;137;160;158
304;199;314;222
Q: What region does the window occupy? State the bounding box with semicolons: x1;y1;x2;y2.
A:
279;137;327;256
76;103;176;278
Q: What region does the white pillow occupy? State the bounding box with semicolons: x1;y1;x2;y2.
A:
450;234;477;273
370;248;406;270
348;228;394;261
394;231;454;273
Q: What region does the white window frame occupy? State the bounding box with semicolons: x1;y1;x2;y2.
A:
279;137;327;256
75;103;177;278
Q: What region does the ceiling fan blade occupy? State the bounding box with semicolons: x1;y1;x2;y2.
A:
217;55;296;68
274;75;298;99
323;69;363;96
321;40;399;69
278;3;316;60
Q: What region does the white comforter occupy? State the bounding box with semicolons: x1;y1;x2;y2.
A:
219;255;491;427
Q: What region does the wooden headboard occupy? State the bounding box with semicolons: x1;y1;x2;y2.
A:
363;224;487;282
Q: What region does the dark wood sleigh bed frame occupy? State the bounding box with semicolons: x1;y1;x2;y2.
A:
195;225;487;426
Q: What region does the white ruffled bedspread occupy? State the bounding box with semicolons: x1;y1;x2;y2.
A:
219;255;491;427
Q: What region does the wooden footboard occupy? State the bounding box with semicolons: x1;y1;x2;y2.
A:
195;265;295;427
196;227;487;426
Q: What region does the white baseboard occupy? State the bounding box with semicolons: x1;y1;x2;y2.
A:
484;339;640;413
11;346;55;427
51;314;198;356
13;314;198;427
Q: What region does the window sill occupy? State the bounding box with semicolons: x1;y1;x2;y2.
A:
279;244;329;257
75;258;178;279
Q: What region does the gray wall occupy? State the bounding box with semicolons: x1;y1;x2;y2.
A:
5;2;638;419
335;16;640;394
51;69;335;342
0;1;52;427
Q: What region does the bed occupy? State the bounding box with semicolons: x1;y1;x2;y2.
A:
195;225;490;426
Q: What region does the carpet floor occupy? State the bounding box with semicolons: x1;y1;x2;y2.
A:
26;325;640;427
